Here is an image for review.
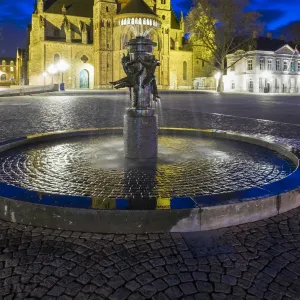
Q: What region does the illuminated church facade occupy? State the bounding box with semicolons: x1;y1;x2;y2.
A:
27;0;206;89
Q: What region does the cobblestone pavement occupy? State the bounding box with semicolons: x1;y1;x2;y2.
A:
1;208;300;299
1;92;300;299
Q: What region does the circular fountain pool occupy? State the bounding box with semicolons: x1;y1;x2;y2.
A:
0;128;299;233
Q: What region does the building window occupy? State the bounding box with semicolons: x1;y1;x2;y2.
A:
161;0;166;3
2;60;6;66
183;61;187;80
106;6;109;12
54;53;60;64
249;79;253;92
260;58;265;70
283;60;288;71
231;81;235;90
290;61;295;72
276;60;280;71
10;67;14;72
202;60;205;67
247;59;253;71
298;61;300;72
267;59;272;70
54;28;60;37
162;15;165;20
0;74;6;81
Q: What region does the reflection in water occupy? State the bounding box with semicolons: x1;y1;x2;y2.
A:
0;135;296;210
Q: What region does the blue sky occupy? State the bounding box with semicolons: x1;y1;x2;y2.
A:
0;0;299;56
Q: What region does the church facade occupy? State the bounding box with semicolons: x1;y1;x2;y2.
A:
28;0;204;89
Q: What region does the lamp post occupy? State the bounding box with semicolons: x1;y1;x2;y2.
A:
47;64;57;85
57;60;69;91
42;72;48;85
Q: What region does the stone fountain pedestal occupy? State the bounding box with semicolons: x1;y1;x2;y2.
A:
124;108;158;159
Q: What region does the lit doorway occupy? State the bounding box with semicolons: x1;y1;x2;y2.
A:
80;69;89;88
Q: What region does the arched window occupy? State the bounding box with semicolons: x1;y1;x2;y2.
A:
183;61;187;80
54;53;60;64
170;38;175;50
1;74;7;81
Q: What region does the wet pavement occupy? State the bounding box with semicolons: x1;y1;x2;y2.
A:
0;91;300;298
0;135;294;206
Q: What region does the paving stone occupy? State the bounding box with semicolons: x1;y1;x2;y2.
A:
165;286;183;299
65;281;83;296
211;293;227;300
125;280;141;292
139;284;157;298
195;281;213;293
82;284;97;293
264;290;283;300
179;282;197;295
95;285;113;298
107;275;125;289
47;285;65;297
150;267;168;278
221;274;237;286
178;272;193;282
152;278;168;292
163;274;180;286
192;272;207;281
30;287;48;298
215;282;231;294
91;274;107;287
194;293;211;300
152;292;170;300
109;287;131;300
77;272;92;285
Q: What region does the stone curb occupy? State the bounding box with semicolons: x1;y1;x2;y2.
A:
0;128;299;233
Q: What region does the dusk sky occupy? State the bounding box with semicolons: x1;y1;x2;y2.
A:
0;0;300;57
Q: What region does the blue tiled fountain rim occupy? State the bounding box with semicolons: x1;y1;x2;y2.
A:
0;128;299;210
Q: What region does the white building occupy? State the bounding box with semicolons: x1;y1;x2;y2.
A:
224;39;300;94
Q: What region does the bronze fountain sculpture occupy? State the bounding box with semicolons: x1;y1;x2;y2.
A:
110;36;160;159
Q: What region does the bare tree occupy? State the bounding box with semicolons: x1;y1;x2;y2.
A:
186;0;263;91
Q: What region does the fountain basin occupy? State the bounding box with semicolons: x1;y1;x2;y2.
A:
0;128;299;233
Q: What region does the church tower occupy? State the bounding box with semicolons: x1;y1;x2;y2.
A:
94;0;117;88
155;0;172;88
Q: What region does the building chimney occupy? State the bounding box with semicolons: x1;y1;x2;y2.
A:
266;32;272;39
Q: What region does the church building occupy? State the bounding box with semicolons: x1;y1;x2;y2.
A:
28;0;204;89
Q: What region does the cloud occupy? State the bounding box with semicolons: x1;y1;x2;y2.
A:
272;21;300;41
257;9;285;24
0;0;34;28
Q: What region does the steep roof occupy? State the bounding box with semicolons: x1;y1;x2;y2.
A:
45;0;94;18
119;0;156;15
171;10;180;30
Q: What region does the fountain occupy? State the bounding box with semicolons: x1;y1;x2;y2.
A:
0;0;299;233
111;36;160;159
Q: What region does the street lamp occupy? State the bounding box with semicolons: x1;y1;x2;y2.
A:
47;64;57;84
56;59;69;87
42;72;48;85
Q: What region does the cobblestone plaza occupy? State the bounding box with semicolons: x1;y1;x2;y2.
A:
1;91;300;299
